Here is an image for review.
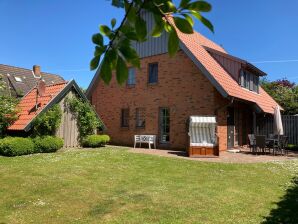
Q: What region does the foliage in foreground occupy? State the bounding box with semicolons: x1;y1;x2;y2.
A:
261;78;298;115
91;0;213;85
0;136;64;157
82;134;110;148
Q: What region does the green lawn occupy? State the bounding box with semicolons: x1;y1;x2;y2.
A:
0;147;297;224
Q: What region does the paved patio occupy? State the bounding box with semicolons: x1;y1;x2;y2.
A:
128;147;298;163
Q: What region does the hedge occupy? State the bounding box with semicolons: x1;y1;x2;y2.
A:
287;144;298;151
0;137;35;157
0;136;64;157
82;135;110;148
33;136;64;153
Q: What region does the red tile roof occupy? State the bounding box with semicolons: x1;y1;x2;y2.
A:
8;82;67;131
176;30;278;114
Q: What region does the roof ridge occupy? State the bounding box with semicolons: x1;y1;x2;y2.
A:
0;63;63;78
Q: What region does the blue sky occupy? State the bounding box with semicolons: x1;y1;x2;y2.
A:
0;0;298;88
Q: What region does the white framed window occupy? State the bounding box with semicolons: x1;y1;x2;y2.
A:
127;68;136;86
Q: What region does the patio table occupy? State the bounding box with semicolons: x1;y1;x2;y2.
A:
266;138;280;155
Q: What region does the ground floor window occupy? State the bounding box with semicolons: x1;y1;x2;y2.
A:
121;108;129;127
136;108;146;128
159;108;170;143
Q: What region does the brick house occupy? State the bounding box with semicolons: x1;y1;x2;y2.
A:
87;12;279;153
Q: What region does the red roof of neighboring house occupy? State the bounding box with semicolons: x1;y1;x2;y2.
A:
8;82;67;131
176;30;278;114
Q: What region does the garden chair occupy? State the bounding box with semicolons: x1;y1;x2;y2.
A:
280;136;289;156
248;134;256;153
255;135;267;154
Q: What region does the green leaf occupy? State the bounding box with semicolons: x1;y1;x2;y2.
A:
168;28;179;57
90;55;100;70
152;23;164;37
100;57;112;84
111;18;116;28
116;56;128;84
191;11;214;32
119;44;140;68
135;16;147;41
166;1;176;12
182;14;194;26
92;33;104;46
125;3;137;23
187;1;212;12
99;25;112;36
179;0;191;8
106;48;118;69
173;17;193;34
94;46;106;57
164;23;173;33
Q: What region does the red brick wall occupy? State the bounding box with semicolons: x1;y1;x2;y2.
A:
91;50;229;151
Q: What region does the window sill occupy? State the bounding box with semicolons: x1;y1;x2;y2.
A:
147;82;158;87
120;127;129;130
126;84;136;88
135;126;145;129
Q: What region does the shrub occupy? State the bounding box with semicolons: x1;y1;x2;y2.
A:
82;134;110;148
32;104;62;136
0;137;35;157
33;136;64;153
287;144;298;151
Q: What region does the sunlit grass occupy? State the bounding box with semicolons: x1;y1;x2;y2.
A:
0;147;297;223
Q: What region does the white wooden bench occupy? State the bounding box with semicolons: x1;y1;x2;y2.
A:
134;135;156;149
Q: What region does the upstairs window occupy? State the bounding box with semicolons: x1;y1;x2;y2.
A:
148;63;158;84
136;108;146;128
239;70;259;93
121;108;129;128
127;67;136;86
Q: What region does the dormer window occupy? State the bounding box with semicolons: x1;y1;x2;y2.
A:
239;70;259;93
14;76;23;82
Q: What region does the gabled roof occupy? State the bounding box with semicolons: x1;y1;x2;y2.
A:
8;80;104;132
0;64;64;97
176;30;278;114
8;82;67;131
86;22;279;114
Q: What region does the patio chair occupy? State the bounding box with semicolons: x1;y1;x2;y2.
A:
255;135;267;154
280;136;289;156
248;134;256;153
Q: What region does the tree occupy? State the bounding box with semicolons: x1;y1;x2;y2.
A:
261;78;298;115
0;77;19;136
91;0;213;84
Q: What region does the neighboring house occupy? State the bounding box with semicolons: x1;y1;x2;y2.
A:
0;64;64;97
7;80;94;147
86;11;279;153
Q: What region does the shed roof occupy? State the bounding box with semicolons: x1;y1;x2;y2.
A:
8;82;67;131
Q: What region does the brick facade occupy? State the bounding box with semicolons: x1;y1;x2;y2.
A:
91;50;231;151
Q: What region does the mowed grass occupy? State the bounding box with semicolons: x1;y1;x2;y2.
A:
0;147;297;224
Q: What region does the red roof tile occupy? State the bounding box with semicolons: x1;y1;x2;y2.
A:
8;82;67;131
176;30;278;114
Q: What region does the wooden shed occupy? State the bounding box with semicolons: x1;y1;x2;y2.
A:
7;80;102;147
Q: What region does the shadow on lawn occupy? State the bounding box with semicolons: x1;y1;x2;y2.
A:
262;177;298;224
